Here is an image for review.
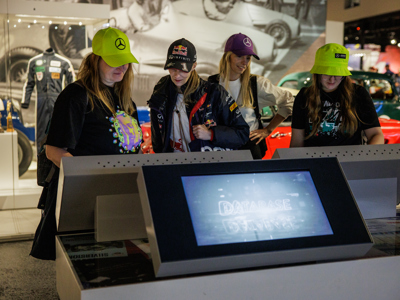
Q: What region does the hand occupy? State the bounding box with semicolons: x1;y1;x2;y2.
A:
192;124;212;140
249;128;272;144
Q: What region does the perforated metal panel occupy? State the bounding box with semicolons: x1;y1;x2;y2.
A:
272;144;400;218
272;144;400;162
56;151;253;233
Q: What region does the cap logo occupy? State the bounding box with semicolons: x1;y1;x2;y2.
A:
172;45;187;56
115;38;126;50
335;53;346;59
243;37;252;47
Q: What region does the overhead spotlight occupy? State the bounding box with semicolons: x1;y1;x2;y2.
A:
69;27;71;30
55;26;58;30
64;21;67;25
49;21;52;24
391;39;397;45
34;20;37;23
18;19;21;23
398;43;400;47
28;25;30;28
13;24;16;27
79;22;82;26
42;26;45;29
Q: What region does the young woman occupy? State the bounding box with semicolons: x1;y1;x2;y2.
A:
30;27;143;260
290;43;384;147
209;33;294;159
148;38;249;153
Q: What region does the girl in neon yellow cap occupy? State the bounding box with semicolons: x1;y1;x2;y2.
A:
290;43;384;147
30;27;143;261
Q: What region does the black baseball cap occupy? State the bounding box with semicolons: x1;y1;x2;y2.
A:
164;38;197;72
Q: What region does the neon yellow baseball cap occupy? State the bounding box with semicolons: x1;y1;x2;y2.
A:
92;27;138;67
310;43;352;76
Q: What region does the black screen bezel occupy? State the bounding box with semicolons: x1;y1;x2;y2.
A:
141;158;371;262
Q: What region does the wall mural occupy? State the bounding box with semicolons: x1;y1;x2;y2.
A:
0;0;326;121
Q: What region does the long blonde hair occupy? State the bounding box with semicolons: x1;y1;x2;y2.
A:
181;69;200;104
218;51;254;108
77;53;135;115
305;74;357;139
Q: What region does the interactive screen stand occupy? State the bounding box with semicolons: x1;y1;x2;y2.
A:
272;144;400;219
137;157;373;278
55;150;252;241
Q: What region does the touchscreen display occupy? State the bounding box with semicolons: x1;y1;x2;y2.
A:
181;171;333;246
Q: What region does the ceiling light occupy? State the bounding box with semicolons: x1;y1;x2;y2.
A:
391;39;397;45
49;21;52;24
64;21;67;25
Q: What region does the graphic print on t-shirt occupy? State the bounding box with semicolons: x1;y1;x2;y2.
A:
108;110;142;153
311;100;341;138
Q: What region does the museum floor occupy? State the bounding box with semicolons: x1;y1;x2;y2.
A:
0;163;58;300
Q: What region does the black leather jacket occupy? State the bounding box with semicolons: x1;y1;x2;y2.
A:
148;75;249;153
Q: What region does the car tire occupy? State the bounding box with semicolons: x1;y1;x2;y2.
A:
0;47;42;83
265;20;291;48
16;128;33;177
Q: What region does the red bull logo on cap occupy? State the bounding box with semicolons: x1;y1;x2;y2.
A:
173;45;188;56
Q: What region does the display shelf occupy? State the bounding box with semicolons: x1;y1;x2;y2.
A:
56;216;400;300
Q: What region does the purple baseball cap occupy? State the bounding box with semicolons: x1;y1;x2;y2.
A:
224;33;260;60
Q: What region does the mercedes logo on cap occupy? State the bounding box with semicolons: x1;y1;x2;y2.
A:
115;38;126;50
243;37;252;47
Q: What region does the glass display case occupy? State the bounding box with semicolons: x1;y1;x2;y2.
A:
0;0;109;241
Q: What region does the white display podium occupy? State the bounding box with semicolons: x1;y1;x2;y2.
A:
0;132;42;210
56;217;400;300
0;132;18;190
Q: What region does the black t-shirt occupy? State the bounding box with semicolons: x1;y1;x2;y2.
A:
47;82;142;156
291;84;380;146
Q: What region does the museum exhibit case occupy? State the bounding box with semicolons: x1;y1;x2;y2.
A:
0;0;109;240
54;156;400;299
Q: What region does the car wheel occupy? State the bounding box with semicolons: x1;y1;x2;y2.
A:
0;47;42;83
265;20;291;48
16;128;33;177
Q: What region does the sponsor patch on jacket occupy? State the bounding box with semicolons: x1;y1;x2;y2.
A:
50;60;61;67
35;60;43;66
229;102;238;112
35;66;45;73
49;67;61;73
36;72;43;81
51;72;60;79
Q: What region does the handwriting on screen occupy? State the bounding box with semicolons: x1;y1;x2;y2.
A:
181;171;333;246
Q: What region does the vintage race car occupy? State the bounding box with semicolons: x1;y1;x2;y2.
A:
277;71;400;121
172;0;301;48
139;116;400;158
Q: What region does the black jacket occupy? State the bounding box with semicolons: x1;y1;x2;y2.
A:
148;75;249;153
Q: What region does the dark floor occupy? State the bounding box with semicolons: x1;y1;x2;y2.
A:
0;240;59;300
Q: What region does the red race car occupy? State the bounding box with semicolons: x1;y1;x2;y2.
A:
140;116;400;158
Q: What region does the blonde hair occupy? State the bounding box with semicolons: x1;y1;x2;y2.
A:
77;53;135;115
305;74;357;139
181;69;200;105
218;51;254;108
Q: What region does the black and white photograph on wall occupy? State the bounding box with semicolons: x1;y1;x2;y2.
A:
0;0;327;107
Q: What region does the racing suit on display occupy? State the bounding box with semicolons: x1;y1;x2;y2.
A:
148;75;249;153
21;48;75;153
